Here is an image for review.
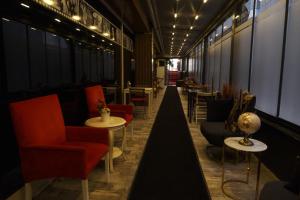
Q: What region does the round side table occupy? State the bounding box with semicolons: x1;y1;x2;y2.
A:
222;137;267;200
85;116;126;172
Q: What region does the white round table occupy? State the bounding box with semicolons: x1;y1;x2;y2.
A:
85;116;126;172
222;137;267;200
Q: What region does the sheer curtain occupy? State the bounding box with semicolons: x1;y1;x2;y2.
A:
220;33;232;88
250;0;286;116
279;0;300;125
232;23;252;92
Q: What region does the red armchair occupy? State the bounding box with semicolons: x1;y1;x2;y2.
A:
84;85;134;135
9;94;109;200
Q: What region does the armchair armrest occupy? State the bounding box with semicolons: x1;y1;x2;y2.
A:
20;145;86;181
66;126;108;144
108;104;133;114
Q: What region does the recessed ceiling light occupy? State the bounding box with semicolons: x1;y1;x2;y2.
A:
173;24;176;29
20;3;30;8
102;39;105;42
43;0;54;5
89;25;97;30
72;15;81;21
203;0;208;3
172;37;174;40
54;18;61;23
2;18;10;22
195;15;199;20
110;43;112;46
30;27;37;31
75;28;80;31
174;13;178;18
172;32;175;35
190;26;193;30
184;39;186;42
186;33;189;37
91;35;95;38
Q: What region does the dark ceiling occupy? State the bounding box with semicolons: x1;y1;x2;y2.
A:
147;0;230;57
99;0;232;57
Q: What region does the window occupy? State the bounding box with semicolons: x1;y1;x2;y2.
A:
223;16;233;35
235;0;255;27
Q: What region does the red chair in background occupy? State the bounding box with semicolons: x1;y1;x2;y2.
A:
9;94;109;200
84;85;134;135
129;88;148;118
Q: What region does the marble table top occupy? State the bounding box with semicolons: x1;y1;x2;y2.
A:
224;137;267;152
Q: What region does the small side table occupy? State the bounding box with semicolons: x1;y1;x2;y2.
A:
85;116;126;172
222;137;267;200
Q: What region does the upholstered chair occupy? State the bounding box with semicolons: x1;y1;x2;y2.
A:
10;94;109;200
84;85;134;135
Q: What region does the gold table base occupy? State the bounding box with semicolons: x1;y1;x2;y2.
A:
222;145;262;200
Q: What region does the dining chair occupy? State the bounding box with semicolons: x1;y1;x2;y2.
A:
129;88;148;118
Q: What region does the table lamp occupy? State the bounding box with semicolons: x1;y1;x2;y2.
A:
237;112;261;146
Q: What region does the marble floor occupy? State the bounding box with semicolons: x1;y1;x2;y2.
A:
32;87;277;200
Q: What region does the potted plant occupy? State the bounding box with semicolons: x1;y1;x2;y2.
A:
97;100;111;122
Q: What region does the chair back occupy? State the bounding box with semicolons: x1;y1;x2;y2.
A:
10;94;66;147
195;91;217;104
129;88;147;103
129;88;145;98
84;85;106;116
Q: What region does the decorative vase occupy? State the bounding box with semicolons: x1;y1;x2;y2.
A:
100;108;110;122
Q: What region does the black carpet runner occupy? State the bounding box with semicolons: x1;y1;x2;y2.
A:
128;87;211;200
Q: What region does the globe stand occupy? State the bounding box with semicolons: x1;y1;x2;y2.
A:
239;135;254;146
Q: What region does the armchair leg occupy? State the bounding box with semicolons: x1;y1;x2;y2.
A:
25;183;32;200
105;153;110;183
81;179;89;200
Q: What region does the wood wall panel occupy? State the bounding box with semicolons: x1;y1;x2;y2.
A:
135;33;153;87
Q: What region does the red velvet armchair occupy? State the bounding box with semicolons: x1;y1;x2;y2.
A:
84;85;134;135
9;94;109;200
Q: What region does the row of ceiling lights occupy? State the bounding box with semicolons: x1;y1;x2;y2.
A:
170;0;208;57
19;1;113;46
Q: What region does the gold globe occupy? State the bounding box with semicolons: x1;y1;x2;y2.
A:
237;112;261;146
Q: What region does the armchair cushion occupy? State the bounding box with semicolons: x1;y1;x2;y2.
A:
20;143;107;181
200;121;238;146
66;126;108;144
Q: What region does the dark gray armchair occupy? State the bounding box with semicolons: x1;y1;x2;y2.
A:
259;156;300;200
200;98;235;146
200;94;256;147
